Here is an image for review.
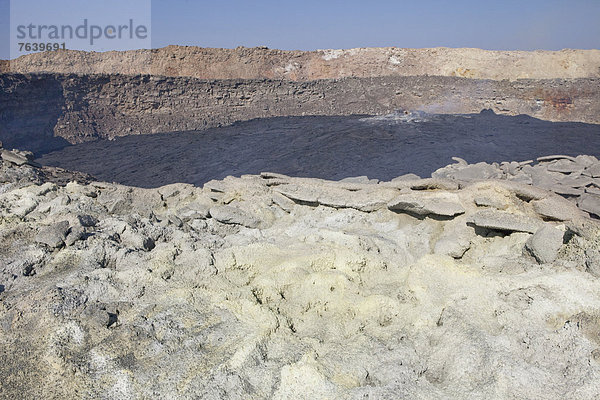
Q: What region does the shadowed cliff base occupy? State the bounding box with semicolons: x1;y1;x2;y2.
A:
37;111;600;188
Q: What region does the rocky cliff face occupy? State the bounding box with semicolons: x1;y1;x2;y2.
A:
1;148;600;399
1;73;599;154
3;46;600;81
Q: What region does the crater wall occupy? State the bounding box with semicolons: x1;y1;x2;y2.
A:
3;46;600;81
0;73;599;154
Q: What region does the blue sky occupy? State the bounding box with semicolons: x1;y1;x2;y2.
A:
1;0;599;59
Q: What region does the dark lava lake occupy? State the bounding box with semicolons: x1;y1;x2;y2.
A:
38;111;600;188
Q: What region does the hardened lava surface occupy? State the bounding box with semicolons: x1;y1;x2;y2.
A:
38;111;600;188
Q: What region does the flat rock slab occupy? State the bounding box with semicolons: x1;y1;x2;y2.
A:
339;176;379;184
492;181;549;201
209;205;260;228
548;184;584;197
546;159;585;174
275;183;396;212
11;197;38;218
1;150;28;166
468;210;542;233
432;162;503;181
474;196;508;210
385;178;459;191
273;184;320;205
531;197;581;221
575;155;599;168
586;186;600;195
175;202;212;221
585;163;600;178
271;192;296;213
558;175;594;188
500;161;520;176
388;193;465;217
537;155;578;163
578;194;600;218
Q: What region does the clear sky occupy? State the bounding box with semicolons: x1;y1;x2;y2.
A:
1;0;599;59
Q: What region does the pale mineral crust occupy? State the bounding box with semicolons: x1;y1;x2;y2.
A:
3;46;600;81
1;153;600;399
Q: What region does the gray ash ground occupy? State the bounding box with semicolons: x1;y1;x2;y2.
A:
38;110;600;188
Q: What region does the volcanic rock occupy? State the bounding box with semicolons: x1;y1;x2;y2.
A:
434;220;474;258
6;46;600;81
546;159;585;174
474;196;509;209
537;155;578;163
209;205;261;228
468;210;542;233
339;176;379;184
531;197;582;221
432;161;504;181
388;193;466;217
1;157;600;399
1;149;28;166
578;194;600;218
585;163;600;178
586;249;600;277
525;225;565;264
34;220;70;248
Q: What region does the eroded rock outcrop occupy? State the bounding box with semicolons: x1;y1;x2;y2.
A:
433;154;600;218
3;46;600;81
1;154;600;399
0;142;95;191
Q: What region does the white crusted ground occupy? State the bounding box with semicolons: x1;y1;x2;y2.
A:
1;155;600;399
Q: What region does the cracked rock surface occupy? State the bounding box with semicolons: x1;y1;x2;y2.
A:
434;154;600;218
1;155;600;399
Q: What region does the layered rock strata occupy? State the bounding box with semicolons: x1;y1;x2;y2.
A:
3;46;600;81
1;73;599;154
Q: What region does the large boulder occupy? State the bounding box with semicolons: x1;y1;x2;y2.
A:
432;161;504;181
388;193;465;217
209;205;261;228
531;197;581;221
578;194;600;218
468;210;542;233
35;220;70;248
525;225;565;264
